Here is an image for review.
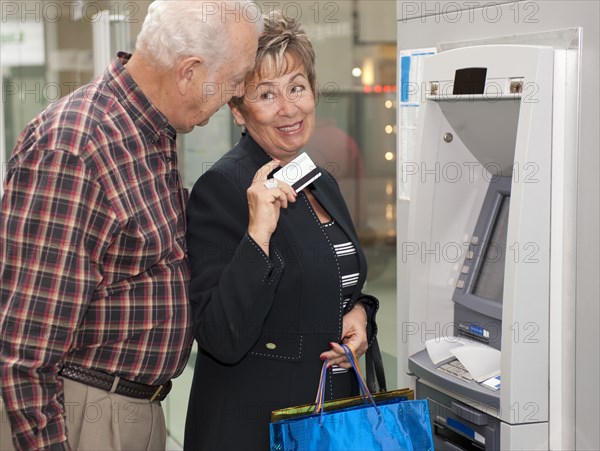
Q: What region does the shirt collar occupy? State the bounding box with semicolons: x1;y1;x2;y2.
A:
104;52;177;144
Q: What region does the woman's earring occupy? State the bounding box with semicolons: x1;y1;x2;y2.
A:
234;119;247;136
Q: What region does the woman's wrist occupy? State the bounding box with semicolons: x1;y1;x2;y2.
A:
247;228;271;255
352;303;368;327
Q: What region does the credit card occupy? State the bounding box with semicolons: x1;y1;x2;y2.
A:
481;375;501;391
273;152;321;192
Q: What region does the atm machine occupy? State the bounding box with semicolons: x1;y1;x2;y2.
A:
397;2;599;450
405;44;552;449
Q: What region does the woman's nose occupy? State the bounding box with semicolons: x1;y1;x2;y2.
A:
277;97;297;117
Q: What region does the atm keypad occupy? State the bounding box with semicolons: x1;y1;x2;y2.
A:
438;359;474;382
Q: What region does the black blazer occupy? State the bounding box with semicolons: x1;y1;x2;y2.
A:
184;134;378;450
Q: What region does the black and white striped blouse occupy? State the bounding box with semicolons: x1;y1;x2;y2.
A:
323;220;359;307
321;220;361;374
321;220;360;309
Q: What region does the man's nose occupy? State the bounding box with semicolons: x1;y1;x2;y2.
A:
234;81;246;98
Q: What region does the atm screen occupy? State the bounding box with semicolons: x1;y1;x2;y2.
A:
472;195;510;303
452;176;512;320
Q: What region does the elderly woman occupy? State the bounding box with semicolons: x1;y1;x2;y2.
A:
184;11;379;450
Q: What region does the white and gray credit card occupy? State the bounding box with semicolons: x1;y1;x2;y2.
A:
273;152;321;192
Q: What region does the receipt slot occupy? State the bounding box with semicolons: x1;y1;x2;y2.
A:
404;45;554;449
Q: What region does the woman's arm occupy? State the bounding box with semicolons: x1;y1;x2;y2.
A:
186;161;295;364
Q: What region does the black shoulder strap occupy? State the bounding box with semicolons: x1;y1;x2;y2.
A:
366;337;387;393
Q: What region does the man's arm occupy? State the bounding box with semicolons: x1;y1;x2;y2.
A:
0;149;117;450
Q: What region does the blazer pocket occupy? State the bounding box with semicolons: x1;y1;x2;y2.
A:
248;334;303;361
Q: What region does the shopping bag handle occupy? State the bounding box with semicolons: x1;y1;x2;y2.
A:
314;358;328;413
314;344;381;419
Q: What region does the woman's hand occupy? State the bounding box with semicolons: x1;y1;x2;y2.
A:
319;303;368;368
247;160;297;254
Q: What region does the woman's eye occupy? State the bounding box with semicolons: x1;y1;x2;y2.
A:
260;91;275;101
291;84;305;94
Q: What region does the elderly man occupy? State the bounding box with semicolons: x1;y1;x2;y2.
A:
0;1;262;450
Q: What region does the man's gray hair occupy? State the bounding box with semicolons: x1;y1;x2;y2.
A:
136;1;264;70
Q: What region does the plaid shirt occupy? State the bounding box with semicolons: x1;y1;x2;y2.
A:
0;54;193;450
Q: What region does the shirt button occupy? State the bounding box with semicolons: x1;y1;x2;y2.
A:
266;342;277;350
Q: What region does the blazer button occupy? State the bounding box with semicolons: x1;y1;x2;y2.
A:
266;342;277;350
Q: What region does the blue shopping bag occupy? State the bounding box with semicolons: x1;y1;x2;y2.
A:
270;344;434;450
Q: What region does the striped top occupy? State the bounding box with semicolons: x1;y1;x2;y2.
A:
321;220;360;312
322;220;360;374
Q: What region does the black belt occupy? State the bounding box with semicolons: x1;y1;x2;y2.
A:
59;363;172;402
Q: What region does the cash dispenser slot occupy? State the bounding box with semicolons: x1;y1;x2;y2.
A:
419;381;500;451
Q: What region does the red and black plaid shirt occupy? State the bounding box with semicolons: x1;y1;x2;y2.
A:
0;53;193;450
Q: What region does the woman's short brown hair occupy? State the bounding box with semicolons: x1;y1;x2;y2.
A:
230;10;316;110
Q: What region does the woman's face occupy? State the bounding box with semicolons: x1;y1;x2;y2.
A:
231;62;315;164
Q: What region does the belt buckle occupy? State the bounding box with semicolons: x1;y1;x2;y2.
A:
149;384;164;402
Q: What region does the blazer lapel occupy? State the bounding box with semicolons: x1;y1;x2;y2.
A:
239;135;369;301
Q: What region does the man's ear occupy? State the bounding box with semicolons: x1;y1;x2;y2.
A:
176;56;204;95
228;101;246;126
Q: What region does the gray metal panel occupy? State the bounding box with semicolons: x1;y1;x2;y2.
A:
417;379;501;450
397;0;516;22
397;1;594;51
437;101;520;174
409;349;501;409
